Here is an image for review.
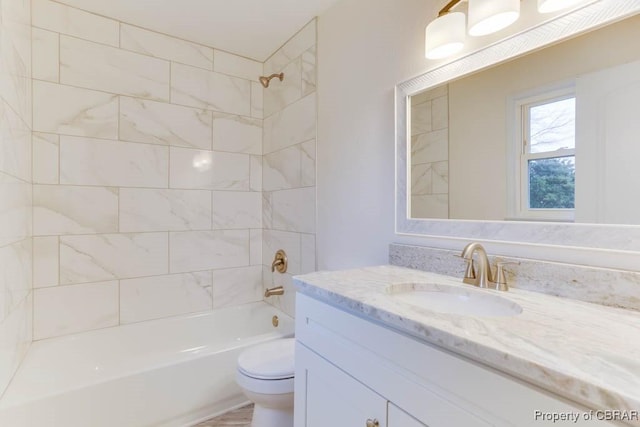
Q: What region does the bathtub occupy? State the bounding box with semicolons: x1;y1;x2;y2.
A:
0;301;293;427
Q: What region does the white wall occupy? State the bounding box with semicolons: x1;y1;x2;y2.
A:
0;0;32;397
316;0;640;271
317;0;436;269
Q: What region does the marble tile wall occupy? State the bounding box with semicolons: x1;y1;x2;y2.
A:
30;0;266;340
410;85;449;219
262;20;317;317
0;0;32;398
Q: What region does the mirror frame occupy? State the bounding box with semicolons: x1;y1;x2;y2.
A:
395;0;640;256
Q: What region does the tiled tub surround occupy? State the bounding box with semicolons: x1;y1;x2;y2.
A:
30;0;269;340
0;0;33;397
261;20;317;318
294;266;640;422
390;243;640;312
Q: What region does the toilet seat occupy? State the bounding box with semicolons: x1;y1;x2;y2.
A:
237;338;295;380
236;338;296;395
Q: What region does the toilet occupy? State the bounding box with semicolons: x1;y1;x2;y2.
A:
236;338;295;427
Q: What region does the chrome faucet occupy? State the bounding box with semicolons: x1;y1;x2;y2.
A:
460;242;494;289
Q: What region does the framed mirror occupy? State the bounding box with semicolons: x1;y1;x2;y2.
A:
395;0;640;255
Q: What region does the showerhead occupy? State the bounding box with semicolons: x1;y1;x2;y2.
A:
259;72;284;88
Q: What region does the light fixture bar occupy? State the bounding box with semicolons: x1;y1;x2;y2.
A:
438;0;464;17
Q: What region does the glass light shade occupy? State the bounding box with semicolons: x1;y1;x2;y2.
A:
425;12;466;60
538;0;585;13
468;0;520;36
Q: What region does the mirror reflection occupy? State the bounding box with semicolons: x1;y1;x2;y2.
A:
409;14;640;224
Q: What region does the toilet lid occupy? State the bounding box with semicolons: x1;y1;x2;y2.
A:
237;338;295;380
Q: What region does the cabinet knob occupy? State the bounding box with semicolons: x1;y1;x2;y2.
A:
366;419;380;427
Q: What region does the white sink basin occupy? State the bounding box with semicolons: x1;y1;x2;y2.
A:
387;283;523;317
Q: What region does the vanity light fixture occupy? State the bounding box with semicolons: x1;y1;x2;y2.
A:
537;0;585;13
425;0;523;59
424;0;466;59
468;0;520;36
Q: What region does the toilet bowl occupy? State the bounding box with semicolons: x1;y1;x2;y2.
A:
236;338;295;427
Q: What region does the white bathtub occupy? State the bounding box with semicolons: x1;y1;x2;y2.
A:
0;302;293;427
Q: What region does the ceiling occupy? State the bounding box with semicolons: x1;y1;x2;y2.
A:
55;0;340;61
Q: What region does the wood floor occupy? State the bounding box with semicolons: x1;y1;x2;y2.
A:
195;405;253;426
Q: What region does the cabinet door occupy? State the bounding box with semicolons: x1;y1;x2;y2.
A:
295;342;387;427
388;404;428;427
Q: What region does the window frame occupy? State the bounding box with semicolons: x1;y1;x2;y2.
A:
507;83;576;222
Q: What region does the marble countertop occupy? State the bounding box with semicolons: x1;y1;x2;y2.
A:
294;265;640;422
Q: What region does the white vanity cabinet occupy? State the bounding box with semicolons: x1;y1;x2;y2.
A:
294;293;620;427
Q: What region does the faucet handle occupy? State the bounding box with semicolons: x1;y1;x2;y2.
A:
462;258;477;285
493;261;520;291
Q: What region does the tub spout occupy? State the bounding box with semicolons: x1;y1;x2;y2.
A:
264;286;285;297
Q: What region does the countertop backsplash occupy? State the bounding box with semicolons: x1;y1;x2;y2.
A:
390;243;640;312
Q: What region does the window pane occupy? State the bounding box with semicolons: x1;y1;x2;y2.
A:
529;97;575;153
528;156;575;209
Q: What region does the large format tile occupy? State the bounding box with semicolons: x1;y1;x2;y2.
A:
250;229;262;266
60;36;170;101
251;82;263;119
0;294;32;397
263;145;301;191
120;271;213;324
301;46;317;97
0;20;32;126
32;133;59;184
250;155;262;192
212;266;262;308
263;93;316;154
32;0;119;47
170;147;250;191
272;187;316;233
212;113;261;155
265;19;316;75
33;185;118;235
0;238;32;316
170;230;249;273
33;236;59;288
119;97;212;149
262;229;301;275
60;233;168;284
120;24;213;70
119;188;211;232
33;281;118;340
264;58;302;118
32;27;59;82
0;99;31;182
171;63;251;116
411;129;448;165
33;81;118;139
212;191;261;229
60;136;168;188
0;172;31;247
300;140;316;187
213;50;261;81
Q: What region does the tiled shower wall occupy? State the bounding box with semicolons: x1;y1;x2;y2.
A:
410;85;449;219
30;0;267;340
0;0;32;396
261;21;317;317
